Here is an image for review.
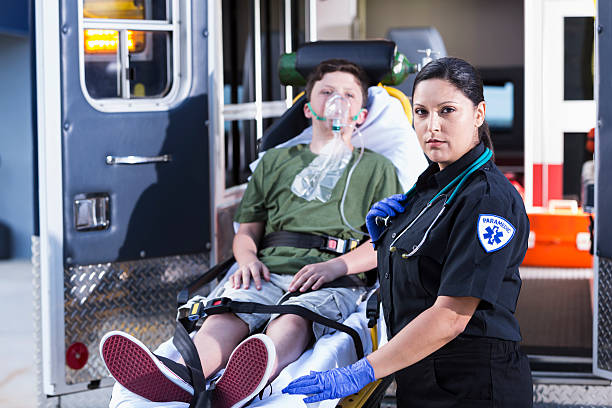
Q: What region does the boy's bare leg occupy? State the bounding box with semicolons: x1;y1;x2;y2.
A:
265;314;312;381
180;313;249;378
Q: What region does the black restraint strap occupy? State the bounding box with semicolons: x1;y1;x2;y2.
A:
199;299;365;359
261;231;327;249
173;322;210;408
260;231;360;255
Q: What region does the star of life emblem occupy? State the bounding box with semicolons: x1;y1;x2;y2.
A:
477;214;516;253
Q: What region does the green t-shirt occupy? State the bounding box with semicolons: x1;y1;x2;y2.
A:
235;144;402;274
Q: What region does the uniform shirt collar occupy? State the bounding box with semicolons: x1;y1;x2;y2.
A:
416;142;486;191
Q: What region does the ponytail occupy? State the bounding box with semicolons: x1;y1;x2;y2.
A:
478;120;494;159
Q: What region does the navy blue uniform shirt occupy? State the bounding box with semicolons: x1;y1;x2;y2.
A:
376;143;529;341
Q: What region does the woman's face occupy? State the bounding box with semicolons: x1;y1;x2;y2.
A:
412;78;485;170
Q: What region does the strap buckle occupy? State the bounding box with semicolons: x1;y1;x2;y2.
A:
323;237;360;254
204;297;232;314
187;297;233;321
187;301;205;322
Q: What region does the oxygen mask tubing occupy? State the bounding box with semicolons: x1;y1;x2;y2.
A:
291;93;355;202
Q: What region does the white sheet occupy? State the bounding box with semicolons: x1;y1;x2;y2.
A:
109;301;387;408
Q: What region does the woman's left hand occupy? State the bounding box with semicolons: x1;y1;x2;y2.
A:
282;358;376;403
366;193;407;243
288;259;347;292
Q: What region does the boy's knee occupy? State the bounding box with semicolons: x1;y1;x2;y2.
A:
199;312;250;334
267;314;310;333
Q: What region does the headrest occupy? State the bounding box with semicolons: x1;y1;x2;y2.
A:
278;40;416;87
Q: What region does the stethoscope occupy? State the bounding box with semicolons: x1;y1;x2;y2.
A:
378;148;492;257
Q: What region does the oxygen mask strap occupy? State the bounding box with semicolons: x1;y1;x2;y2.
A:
350;108;364;121
307;102;326;121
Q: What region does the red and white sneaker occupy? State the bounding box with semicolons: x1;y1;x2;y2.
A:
211;334;276;408
100;330;194;403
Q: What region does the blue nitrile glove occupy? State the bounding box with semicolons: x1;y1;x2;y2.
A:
282;357;376;403
365;193;407;243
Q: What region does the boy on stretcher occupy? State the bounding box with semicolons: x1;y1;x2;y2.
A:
100;59;402;408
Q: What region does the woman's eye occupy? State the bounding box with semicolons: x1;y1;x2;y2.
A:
346;93;355;99
414;108;427;116
321;89;332;95
441;106;455;114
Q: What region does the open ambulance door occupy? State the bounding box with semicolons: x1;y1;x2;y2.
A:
594;0;612;382
34;0;211;399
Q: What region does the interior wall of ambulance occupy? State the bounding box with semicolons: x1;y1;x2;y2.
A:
364;0;524;67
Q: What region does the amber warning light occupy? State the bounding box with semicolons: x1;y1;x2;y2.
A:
85;29;144;54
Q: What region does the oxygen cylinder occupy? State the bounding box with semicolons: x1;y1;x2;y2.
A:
278;50;417;87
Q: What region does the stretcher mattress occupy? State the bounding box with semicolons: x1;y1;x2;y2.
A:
109;301;385;408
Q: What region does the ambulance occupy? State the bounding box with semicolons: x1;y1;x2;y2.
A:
31;0;612;406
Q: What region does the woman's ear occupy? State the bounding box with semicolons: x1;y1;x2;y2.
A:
475;101;486;127
355;108;368;125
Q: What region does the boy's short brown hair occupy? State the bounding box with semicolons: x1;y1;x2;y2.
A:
305;59;370;108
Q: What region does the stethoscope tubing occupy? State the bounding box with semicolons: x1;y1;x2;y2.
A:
386;148;492;252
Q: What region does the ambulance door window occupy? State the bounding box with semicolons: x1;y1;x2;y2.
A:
83;29;121;98
79;0;188;111
564;17;594;101
128;31;172;98
562;17;594;201
83;0;167;20
563;132;591;201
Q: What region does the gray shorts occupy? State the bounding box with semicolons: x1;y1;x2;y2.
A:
207;272;366;340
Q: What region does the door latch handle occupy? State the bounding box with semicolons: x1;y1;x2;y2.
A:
105;154;172;165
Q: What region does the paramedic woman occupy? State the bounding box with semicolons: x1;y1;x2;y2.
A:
283;57;534;407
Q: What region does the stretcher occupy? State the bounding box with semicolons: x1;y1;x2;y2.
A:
108;40;425;408
109;270;389;408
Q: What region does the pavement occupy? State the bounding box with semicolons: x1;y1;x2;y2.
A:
0;259;36;408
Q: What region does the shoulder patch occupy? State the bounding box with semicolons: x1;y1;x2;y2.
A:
477;214;516;253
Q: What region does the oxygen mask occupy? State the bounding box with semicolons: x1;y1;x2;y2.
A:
291;93;356;202
323;93;351;133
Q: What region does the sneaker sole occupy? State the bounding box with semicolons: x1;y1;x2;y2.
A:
100;330;194;402
212;334;276;408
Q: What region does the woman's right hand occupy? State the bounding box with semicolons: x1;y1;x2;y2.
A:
230;259;271;290
366;193;407;243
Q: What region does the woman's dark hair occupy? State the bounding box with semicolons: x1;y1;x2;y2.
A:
305;59;370;108
412;57;494;153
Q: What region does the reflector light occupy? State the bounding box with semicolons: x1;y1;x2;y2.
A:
85;29;144;54
66;342;89;370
